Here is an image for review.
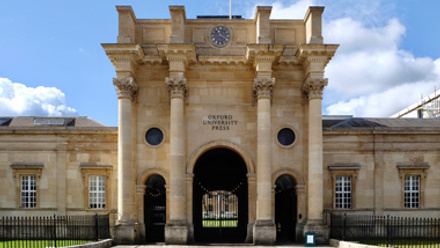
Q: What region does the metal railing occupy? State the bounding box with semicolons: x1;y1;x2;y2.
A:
330;213;440;247
0;214;110;248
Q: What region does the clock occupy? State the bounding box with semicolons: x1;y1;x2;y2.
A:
210;26;231;47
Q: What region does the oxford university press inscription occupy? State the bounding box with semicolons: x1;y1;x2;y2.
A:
202;115;238;130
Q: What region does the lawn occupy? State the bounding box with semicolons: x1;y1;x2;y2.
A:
0;240;89;248
202;219;238;228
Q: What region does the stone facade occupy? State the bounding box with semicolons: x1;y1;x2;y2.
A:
1;5;440;246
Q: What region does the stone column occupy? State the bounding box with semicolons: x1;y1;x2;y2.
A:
253;77;276;245
165;76;189;244
136;184;147;242
113;77;138;244
303;78;328;244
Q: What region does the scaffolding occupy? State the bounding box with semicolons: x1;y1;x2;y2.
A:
392;89;440;118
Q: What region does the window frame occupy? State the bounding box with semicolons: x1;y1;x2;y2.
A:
11;164;43;209
80;165;112;211
21;174;37;209
89;175;106;209
404;175;420;209
397;164;429;209
335;175;352;210
328;164;361;210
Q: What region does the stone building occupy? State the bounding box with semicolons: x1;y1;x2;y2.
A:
1;5;440;246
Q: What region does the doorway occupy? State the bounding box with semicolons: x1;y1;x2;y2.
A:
193;148;248;243
275;174;297;242
144;174;166;242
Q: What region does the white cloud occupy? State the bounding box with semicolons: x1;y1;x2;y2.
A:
0;77;78;117
244;0;316;19
270;0;316;19
323;15;440;116
326;79;439;117
263;0;440;117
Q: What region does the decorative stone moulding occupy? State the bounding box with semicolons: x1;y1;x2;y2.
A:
302;78;328;100
297;44;339;67
157;44;197;64
166;76;188;99
253;77;276;100
245;44;284;66
397;164;430;179
101;43;145;67
113;77;138;100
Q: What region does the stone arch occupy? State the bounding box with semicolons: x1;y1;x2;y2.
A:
272;168;305;186
137;168;169;185
139;169;168;243
187;140;255;174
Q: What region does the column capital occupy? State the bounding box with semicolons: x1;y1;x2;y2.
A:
166;76;188;99
253;77;275;100
113;77;138;100
303;78;328;100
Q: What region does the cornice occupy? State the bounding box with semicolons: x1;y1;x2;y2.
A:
245;44;284;63
297;43;339;66
102;43;145;67
157;44;197;64
190;64;252;71
198;55;247;65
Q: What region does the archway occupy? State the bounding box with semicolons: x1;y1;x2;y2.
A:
193;148;248;243
275;174;297;242
144;174;166;242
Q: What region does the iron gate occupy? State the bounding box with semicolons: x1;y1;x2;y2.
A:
202;191;238;228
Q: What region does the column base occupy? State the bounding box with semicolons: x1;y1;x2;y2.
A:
304;219;329;245
165;220;189;244
253;219;276;245
113;221;140;244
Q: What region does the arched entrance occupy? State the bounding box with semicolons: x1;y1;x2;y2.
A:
193;148;248;243
144;174;166;242
275;174;297;242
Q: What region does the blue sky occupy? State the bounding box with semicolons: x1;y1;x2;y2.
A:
1;0;439;126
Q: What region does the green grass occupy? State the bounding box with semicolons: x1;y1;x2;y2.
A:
0;240;89;248
202;219;238;228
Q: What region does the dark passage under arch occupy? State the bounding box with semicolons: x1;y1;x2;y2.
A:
275;174;297;242
193;148;248;243
144;174;166;242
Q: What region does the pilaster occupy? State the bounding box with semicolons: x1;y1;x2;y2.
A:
113;76;139;244
158;44;194;244
302;77;329;244
247;45;282;245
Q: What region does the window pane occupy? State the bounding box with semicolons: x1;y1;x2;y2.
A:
404;175;420;209
335;175;352;209
21;175;37;209
89;175;106;209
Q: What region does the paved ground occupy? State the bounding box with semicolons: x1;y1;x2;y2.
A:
113;244;333;248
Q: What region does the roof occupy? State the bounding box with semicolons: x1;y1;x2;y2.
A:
0;117;108;128
324;117;440;130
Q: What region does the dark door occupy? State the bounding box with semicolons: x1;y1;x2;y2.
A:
193;148;248;243
275;174;297;242
144;175;166;242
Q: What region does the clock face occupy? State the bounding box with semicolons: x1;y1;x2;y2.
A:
210;26;230;47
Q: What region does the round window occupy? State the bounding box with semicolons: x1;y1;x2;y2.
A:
145;128;164;146
277;128;296;147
